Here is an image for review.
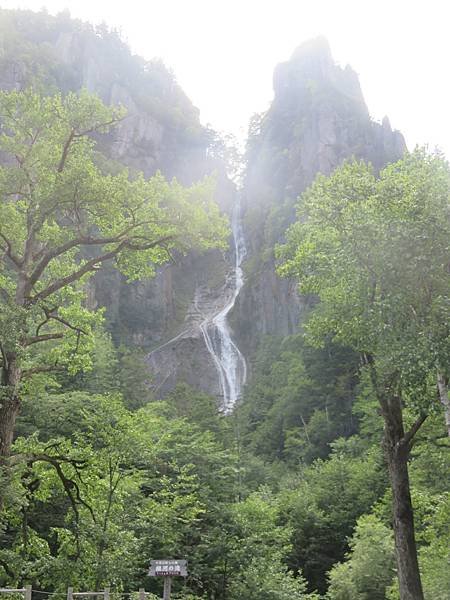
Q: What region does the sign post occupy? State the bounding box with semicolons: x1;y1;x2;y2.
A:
148;559;187;600
162;578;171;600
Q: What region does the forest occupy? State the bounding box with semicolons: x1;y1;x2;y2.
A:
0;8;449;600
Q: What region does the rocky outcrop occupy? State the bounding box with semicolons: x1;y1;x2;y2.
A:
245;37;405;203
236;37;406;357
146;278;235;400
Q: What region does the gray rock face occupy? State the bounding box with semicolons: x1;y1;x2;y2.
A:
246;37;405;203
145;276;235;399
51;30;209;184
147;335;222;399
237;38;406;358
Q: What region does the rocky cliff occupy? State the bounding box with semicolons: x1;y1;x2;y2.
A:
0;9;210;183
235;37;406;359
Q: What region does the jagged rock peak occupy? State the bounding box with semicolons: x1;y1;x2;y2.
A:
273;36;367;114
290;36;333;68
239;38;406;359
382;115;392;130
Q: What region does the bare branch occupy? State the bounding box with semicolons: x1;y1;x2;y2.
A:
53;115;126;178
43;308;88;336
28;234;175;305
0;231;23;269
27;233;133;292
24;332;65;346
17;453;96;524
28;241;128;304
57;129;75;173
35;313;51;337
21;364;63;378
400;414;428;450
0;341;8;371
126;236;174;252
73;115;125;139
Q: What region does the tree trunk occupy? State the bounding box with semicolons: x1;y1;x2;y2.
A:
437;373;450;437
383;395;424;600
0;355;22;460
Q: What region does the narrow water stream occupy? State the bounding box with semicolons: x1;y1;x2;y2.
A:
199;196;247;412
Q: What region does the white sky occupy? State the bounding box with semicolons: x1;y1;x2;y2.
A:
2;0;450;156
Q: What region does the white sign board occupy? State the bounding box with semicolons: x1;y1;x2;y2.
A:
148;560;187;577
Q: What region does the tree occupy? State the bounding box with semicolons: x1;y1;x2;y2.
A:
193;490;316;600
417;493;450;600
1;389;237;592
327;514;395;600
0;88;228;462
278;150;450;599
239;334;359;465
278;438;386;593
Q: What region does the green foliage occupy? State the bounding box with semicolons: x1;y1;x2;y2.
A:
277;148;450;597
228;557;315;600
1;393;237;591
0;86;228;462
327;515;395;600
408;415;450;495
184;489;315;600
165;383;225;435
239;334;359;465
278;149;450;413
73;328;119;395
2;384;329;598
418;493;450;600
278;440;387;593
116;346;154;410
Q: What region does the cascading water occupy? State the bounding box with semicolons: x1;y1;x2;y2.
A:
199;196;247;412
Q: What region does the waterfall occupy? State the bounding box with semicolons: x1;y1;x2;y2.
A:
199;196;247;412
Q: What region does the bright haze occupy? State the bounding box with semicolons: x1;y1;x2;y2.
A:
3;0;449;156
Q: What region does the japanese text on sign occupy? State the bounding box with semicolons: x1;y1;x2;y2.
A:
148;560;188;577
